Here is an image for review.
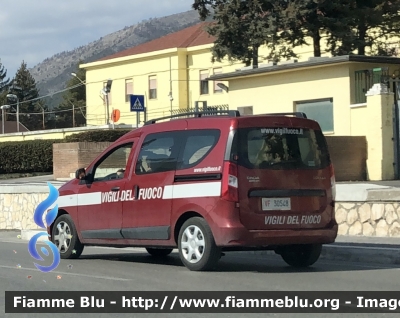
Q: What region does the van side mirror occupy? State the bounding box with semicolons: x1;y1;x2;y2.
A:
75;168;86;180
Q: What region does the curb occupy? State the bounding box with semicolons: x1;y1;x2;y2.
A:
321;244;400;265
20;230;400;266
21;229;51;242
241;244;400;266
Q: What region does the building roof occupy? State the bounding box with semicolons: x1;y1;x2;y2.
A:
2;121;29;134
98;22;215;62
208;55;400;81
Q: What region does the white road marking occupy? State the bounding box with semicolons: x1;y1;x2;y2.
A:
0;265;132;281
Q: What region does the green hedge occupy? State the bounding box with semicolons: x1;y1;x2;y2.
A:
0;129;133;174
0;139;62;174
65;129;131;142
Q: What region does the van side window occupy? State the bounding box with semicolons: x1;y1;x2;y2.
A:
178;130;220;169
93;143;133;182
135;132;180;175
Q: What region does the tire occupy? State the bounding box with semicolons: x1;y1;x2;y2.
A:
178;217;221;271
280;244;322;268
51;214;84;259
146;248;173;257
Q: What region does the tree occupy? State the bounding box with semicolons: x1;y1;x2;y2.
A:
276;0;332;57
288;0;400;56
193;0;297;67
53;61;86;128
325;0;400;56
0;59;11;108
194;0;400;64
0;59;11;93
9;61;47;131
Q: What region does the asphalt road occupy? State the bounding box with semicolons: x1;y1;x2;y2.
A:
1;231;400;318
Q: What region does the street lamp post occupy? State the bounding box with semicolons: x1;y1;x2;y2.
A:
71;73;86;85
1;105;11;134
6;94;20;132
102;79;113;125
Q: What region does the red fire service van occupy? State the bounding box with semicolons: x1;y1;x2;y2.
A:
48;110;337;271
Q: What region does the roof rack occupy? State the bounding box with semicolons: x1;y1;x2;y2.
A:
264;112;307;119
144;110;241;125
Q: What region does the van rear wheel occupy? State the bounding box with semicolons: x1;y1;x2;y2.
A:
280;244;322;268
178;217;221;271
146;248;173;257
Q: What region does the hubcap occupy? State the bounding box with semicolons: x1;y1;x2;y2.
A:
181;225;205;264
53;221;73;254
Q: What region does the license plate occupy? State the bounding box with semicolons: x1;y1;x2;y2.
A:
262;198;291;211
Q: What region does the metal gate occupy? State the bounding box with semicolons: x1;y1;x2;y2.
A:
383;71;400;179
171;103;229;116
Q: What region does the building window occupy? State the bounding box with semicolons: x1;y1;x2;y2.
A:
200;70;209;95
125;79;133;103
237;106;253;116
213;68;223;93
296;98;334;133
103;82;112;105
149;75;157;99
354;68;385;104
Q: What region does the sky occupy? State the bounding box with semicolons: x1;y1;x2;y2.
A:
0;0;193;78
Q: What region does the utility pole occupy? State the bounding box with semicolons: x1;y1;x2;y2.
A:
72;104;75;127
42;108;45;130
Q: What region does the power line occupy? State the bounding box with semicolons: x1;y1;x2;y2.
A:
6;105;88;115
5;82;84;108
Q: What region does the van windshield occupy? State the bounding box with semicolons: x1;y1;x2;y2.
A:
232;127;330;170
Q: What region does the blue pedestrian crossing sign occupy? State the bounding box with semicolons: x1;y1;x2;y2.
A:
130;95;145;112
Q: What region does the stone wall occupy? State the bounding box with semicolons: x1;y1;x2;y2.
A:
335;202;400;237
0;192;46;230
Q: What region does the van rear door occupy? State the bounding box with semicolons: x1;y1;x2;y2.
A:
231;117;333;231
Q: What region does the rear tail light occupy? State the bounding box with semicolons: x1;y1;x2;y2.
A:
221;161;239;202
329;164;336;200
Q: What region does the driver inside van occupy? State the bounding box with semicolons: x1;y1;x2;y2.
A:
116;169;125;178
255;136;284;168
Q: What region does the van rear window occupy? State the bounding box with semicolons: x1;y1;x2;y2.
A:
231;127;330;170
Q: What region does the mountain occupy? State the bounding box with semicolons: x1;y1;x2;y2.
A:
29;10;203;109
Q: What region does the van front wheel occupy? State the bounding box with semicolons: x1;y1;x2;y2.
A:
280;244;322;268
178;217;221;271
51;214;84;259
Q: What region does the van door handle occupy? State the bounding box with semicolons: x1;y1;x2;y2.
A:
111;187;120;192
133;185;139;199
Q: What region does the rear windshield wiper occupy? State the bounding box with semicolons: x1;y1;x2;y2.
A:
270;159;299;166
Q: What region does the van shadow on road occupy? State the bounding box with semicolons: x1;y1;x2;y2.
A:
78;250;398;273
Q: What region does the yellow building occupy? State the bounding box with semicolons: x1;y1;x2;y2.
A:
81;21;338;126
207;55;400;181
81;22;400;131
81;22;233;126
81;22;400;181
207;55;400;136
